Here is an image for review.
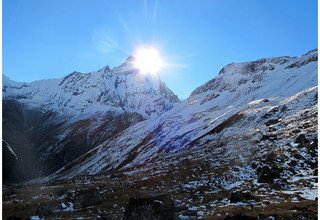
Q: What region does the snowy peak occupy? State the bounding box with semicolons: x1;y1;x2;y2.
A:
191;49;317;97
113;55;138;75
108;55;179;116
3;56;179;118
301;48;317;58
97;65;111;73
3;74;26;88
218;49;317;76
218;56;291;76
286;48;318;69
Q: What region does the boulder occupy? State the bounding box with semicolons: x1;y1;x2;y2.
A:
229;192;258;203
293;153;303;160
295;134;309;146
288;167;296;174
123;195;174;220
257;165;281;183
265;119;279;126
288;160;298;167
260;134;278;141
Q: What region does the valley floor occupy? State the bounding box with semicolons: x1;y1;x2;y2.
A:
3;169;317;220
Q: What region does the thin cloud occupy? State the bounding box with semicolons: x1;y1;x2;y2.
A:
152;0;158;23
93;28;118;54
116;12;131;33
144;0;147;19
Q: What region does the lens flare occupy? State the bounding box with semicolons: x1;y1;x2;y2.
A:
133;47;164;74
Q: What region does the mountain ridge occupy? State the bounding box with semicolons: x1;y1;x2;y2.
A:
2;49;318;180
3;49;318;219
3;56;179;119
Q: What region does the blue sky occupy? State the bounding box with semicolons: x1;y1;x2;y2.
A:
3;0;318;99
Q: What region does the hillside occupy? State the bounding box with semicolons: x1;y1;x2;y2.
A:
2;49;318;219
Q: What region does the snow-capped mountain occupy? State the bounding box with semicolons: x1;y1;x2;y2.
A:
2;56;179;181
3;49;317;219
52;49;317;178
3;56;179;119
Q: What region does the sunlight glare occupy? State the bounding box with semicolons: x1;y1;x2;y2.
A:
133;47;164;75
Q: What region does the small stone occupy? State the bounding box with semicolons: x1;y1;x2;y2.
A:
295;134;309;145
265;119;279;126
313;169;318;176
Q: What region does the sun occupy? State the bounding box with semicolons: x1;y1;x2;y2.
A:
133;46;164;75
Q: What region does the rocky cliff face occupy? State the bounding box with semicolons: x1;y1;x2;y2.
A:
2;140;18;182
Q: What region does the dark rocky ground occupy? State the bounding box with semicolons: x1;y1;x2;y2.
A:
3;166;317;220
3;96;318;220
